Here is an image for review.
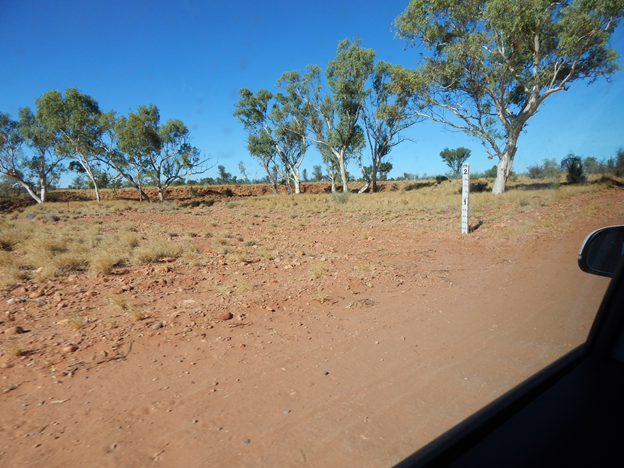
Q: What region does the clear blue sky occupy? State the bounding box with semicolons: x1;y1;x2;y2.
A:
1;0;623;184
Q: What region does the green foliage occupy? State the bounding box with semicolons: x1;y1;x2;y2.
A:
605;149;624;177
0;107;64;203
469;165;494;179
35;88;104;199
378;162;393;180
238;161;250;183
483;165;498;179
234;87;307;193
0;175;22;198
332;191;351;204
439;147;471;175
527;158;561;179
217;165;232;184
561;154;586;184
312;165;323;181
394;0;624;193
116;104;207;200
401;172;418;180
583;157;601;175
360;60;420;191
277;39;375;193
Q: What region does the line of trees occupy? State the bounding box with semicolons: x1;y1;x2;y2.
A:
235;0;622;194
0;88;210;203
234;39;419;194
527;150;624;181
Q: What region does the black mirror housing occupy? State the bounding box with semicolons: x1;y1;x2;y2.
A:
578;225;624;278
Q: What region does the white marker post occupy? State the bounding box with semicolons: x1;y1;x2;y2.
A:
461;163;470;234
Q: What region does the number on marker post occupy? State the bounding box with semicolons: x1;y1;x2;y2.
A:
461;163;470;234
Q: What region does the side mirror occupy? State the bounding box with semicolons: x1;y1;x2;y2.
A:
578;225;624;278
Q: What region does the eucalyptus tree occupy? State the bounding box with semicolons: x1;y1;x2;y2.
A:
0;113;45;203
0;114;29;198
116;104;208;201
247;131;279;193
35;88;104;200
278;39;375;193
238;161;250;183
394;0;623;194
35;88;100;201
234;88;308;194
312;164;323;181
440;147;472;176
360;60;420;192
0;108;65;203
101;111;152;201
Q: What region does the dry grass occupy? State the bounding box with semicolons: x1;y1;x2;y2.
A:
0;178;613;288
236;279;255;294
107;294;146;321
1;337;24;358
310;289;326;304
127;306;146;321
227;251;252;263
309;261;329;279
60;315;85;330
235;177;606;220
131;239;182;264
178;240;205;266
0;251;28;288
0;220;23;251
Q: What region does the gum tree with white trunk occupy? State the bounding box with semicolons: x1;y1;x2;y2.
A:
278;39;375;193
394;0;623;193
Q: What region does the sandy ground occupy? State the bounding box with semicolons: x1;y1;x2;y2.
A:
1;186;622;467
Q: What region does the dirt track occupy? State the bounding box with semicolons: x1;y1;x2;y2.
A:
1;186;621;467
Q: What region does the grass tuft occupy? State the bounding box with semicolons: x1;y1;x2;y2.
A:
309;262;328;279
1;337;24;358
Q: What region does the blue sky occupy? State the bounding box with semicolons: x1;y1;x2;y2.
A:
1;0;623;184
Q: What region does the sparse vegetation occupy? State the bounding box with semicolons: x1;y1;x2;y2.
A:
309;262;329;279
1;337;24;357
561;155;587;185
332;192;351;204
0;178;617;290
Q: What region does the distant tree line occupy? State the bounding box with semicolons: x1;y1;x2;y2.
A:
0;88;211;203
234;39;418;194
233;1;622;195
526;150;624;183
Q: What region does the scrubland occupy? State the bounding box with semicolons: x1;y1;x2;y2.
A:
0;175;621;468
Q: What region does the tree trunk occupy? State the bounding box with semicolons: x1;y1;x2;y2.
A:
293;176;300;194
157;188;164;202
492;128;520;194
371;158;379;193
93;182;101;202
80;160;101;202
39;174;47;203
338;155;349;192
136;186;151;202
19;181;43;203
